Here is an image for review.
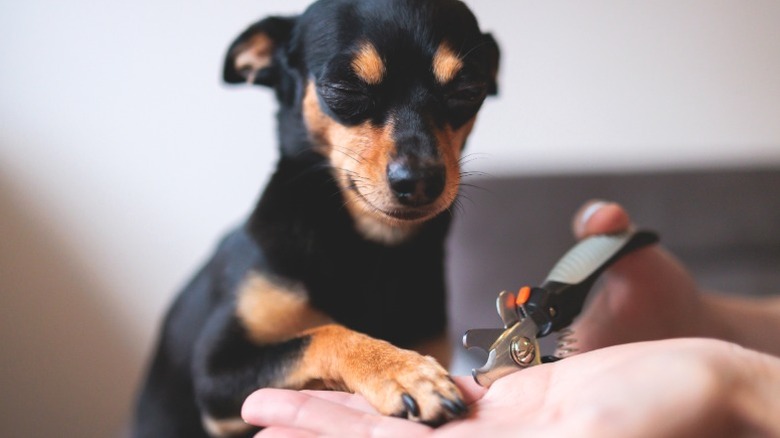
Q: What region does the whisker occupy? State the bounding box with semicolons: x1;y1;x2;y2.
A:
458;182;488;190
331;146;368;166
280;160;331;187
457;40;492;61
460;170;491;177
458;152;491;164
449;197;467;216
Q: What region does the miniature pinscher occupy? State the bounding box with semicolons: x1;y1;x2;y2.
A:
133;0;499;436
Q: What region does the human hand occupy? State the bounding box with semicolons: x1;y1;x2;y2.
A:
563;200;705;353
243;339;780;437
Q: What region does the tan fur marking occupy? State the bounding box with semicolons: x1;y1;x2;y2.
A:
236;273;330;344
302;81;421;244
432;42;463;84
436;115;476;197
233;34;273;83
283;324;462;422
351;42;386;85
302;80;333;156
302;81;476;245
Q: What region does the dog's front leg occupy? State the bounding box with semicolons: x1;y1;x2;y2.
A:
190;302;315;438
189;272;332;437
280;324;467;425
191;273;465;436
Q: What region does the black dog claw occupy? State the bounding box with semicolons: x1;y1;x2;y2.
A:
454;398;468;415
439;395;468;417
402;393;420;417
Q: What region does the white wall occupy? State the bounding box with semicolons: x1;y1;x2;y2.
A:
1;1;779;436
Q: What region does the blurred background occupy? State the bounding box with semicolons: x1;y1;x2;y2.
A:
1;1;779;436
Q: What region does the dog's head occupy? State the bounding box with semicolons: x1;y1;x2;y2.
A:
225;0;499;243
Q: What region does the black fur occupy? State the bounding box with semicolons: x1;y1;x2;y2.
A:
133;0;498;436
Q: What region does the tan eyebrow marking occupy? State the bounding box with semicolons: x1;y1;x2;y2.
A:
432;42;464;84
351;42;385;85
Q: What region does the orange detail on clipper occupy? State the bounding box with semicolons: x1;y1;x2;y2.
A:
516;286;531;306
505;293;516;309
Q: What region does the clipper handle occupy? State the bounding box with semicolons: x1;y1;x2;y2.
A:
529;230;659;336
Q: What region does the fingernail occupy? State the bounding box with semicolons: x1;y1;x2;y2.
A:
578;201;608;234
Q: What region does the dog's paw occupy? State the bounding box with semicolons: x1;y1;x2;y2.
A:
351;346;467;425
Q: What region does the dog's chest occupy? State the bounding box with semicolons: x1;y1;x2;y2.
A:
305;238;448;348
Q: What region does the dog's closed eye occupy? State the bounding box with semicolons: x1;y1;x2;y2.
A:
317;81;375;123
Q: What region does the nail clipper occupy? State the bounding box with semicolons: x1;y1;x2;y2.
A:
462;229;660;387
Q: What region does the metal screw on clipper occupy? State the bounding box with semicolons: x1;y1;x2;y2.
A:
510;337;536;366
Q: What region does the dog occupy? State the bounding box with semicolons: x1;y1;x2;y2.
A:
132;0;499;436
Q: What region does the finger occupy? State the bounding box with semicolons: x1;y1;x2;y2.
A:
572;200;631;239
451;376;487;405
242;388;432;437
256;426;319;438
564;200;669;354
301;389;377;414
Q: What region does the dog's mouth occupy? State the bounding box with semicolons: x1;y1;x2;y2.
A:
346;176;441;222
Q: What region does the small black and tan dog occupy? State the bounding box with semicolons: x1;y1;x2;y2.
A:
133;0;499;436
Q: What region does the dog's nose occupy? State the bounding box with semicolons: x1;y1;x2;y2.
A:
386;159;446;207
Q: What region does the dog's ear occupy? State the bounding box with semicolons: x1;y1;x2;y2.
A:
482;33;500;96
223;16;297;87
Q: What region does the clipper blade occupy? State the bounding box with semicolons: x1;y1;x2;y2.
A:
555;328;579;358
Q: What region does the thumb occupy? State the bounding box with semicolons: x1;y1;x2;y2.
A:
561;201;698;354
571;200;632;238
